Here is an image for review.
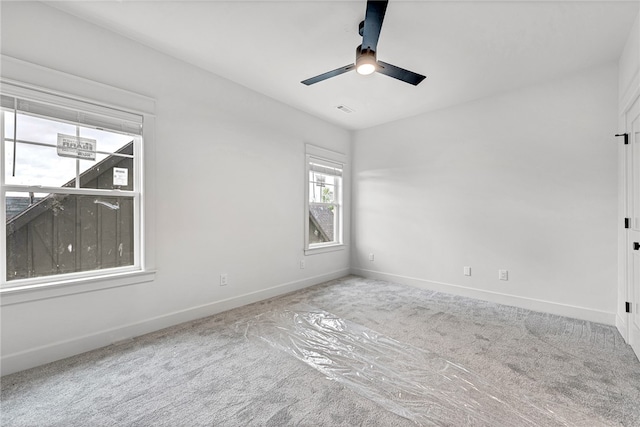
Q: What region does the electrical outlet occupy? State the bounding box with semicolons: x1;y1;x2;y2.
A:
220;273;228;286
464;266;471;276
369;253;375;262
499;270;508;281
300;260;305;269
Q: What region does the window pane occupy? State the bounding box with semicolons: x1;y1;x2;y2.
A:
78;127;135;190
3;110;14;137
79;126;134;153
309;172;338;204
79;149;134;191
15;112;77;146
309;182;336;204
310;172;337;186
5;141;77;187
309;203;335;244
6;192;134;281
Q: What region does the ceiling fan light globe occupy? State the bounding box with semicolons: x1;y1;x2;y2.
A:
356;62;376;75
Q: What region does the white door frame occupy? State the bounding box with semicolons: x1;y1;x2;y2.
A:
620;89;640;360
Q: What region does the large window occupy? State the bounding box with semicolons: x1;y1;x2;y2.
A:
305;146;345;254
1;82;143;286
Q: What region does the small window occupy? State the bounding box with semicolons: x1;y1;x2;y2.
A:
1;84;143;285
305;146;345;254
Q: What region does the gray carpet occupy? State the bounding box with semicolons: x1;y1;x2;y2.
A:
2;276;639;426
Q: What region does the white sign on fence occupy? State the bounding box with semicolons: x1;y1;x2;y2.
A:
57;134;97;160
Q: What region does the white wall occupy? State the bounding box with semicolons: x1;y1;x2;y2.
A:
352;64;619;324
617;12;640;339
619;13;640;109
0;2;351;375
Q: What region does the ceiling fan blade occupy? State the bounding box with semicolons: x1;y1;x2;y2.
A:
362;0;389;52
301;64;356;85
377;61;426;86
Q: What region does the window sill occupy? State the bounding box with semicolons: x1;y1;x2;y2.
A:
0;270;156;306
304;244;346;256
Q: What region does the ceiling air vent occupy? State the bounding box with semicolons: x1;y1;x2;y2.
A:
337;105;354;114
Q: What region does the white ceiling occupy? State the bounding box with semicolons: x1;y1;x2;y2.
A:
48;1;639;130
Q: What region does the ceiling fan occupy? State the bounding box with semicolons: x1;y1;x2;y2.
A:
301;0;426;86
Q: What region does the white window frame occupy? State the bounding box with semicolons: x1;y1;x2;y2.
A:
0;57;156;305
304;145;346;255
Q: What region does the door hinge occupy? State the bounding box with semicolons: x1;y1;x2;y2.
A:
626;302;632;313
634;242;640;251
625;218;630;229
615;133;629;145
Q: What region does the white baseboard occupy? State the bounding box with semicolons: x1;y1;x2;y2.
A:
1;269;349;376
351;268;616;326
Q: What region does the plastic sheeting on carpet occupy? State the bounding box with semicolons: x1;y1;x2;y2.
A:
238;305;594;427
